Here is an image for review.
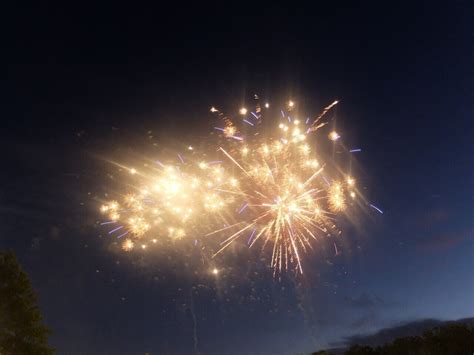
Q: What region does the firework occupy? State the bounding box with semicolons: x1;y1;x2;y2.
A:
99;96;369;275
208;101;355;275
122;238;134;251
328;182;346;212
100;153;236;251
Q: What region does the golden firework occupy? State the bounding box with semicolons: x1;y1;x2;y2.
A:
99;97;361;275
122;238;134;251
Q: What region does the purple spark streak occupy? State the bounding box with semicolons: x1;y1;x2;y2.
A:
214;127;225;132
369;204;384;214
247;228;257;245
231;136;244;141
177;154;185;164
101;221;116;225
109;226;124;234
156;160;165;168
281;110;285;118
117;231;129;239
238;202;249;214
305;117;310;124
349;148;362;153
287;115;292;123
207;160;223;165
251;112;259;119
243;119;255;126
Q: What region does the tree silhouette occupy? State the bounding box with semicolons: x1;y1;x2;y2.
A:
313;322;474;354
345;344;376;354
0;251;54;354
342;323;474;355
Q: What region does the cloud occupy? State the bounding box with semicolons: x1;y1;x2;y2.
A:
344;293;385;308
350;312;378;329
415;230;472;253
342;293;398;331
413;207;450;229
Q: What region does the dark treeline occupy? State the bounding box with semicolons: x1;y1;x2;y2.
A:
313;323;474;355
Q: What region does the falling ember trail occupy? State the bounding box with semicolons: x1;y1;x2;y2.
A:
309;100;339;132
189;289;199;355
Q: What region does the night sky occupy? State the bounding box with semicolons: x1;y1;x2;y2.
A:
2;2;473;355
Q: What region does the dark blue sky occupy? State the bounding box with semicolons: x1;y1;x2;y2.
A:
2;2;473;354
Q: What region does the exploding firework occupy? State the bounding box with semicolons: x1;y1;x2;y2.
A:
99;96;370;275
207;100;357;275
100;154;236;251
122;238;134;251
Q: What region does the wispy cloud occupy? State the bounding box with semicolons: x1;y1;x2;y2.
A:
415;230;472;253
344;293;385;309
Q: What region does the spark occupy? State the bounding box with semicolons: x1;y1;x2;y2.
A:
224;126;237;137
109;226;124;234
309;100;339;133
328;131;340;141
328;182;346;212
117;231;129;239
239;107;248;115
238;202;249;214
219;147;251;177
369;204;384;214
347;177;355;186
122;239;134;251
265;102;270;108
100;221;116;225
247;228;257;245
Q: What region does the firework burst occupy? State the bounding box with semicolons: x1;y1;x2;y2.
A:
99;96;367;275
99;155;235;251
208;101;356;275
